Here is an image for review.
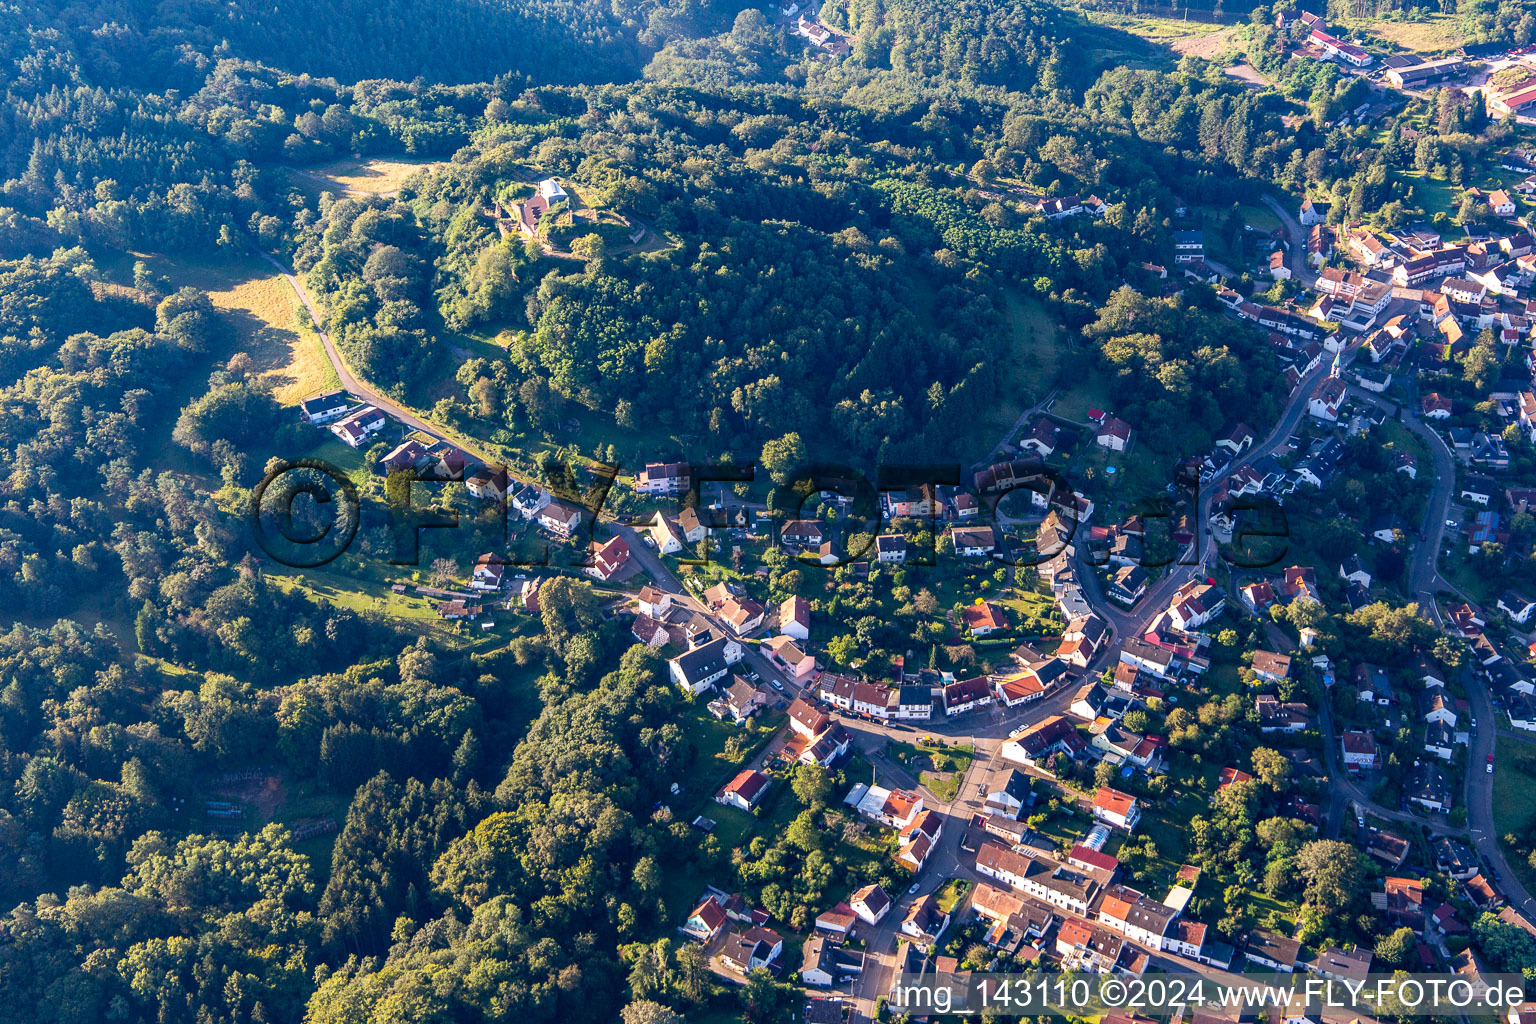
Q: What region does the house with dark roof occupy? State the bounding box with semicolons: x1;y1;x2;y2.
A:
669;636;744;694
800;934;864;988
1244;930;1300;971
1405;761;1452;812
299;389;352;424
943;676;994;716
950;525;997;557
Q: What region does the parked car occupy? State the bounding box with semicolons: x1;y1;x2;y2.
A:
770;679;784;692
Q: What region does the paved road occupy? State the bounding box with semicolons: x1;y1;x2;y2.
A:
1331;384;1536;925
253;243;497;460
1464;669;1536;920
1071;345;1344;640
981;389;1058;466
1261;193;1312;286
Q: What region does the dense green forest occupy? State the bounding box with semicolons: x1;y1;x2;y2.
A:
0;0;1530;1021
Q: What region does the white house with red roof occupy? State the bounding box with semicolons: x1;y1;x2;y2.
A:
716;769;771;812
682;895;728;941
328;405;387;447
779;595;811;640
1096;417;1133;452
942;676;995;716
1309;377;1346;422
850;884;891;925
1092;787;1141;830
584;535;630;581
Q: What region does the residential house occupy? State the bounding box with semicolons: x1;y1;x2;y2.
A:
720;926;783;975
1097;418;1133;452
1309;377;1346;422
1250;650;1292;683
943;676;995;716
1167;580;1225;631
1339;554;1372;589
1245;930;1301;972
668;636;744;694
538;499;582;539
764;635;816;684
1019;418;1063;457
1424;720;1458;760
328;405;387;447
849;884;891;925
584;535;630;581
1120;638;1175;678
1434;836;1479;880
814;903;858;937
1056;917;1130;974
1109;566;1149;606
1510;691;1536;731
1097;884;1179;951
635;462;690;495
985;769;1033;817
970;883;1050;950
716;769;771;812
1498;590;1536;624
709;677;769;723
1423;690;1457;727
1092;787;1141;830
1306;947;1373;983
1341;731;1380;769
1240;579;1275;613
1354;663;1393;704
875;534;907;563
1069;683;1110;722
897;810;942;872
800;934;864;988
780;520;824;550
720;597;766;635
466;465;509;501
950;526;997;557
1038;194;1084;219
1000;715;1084;766
975;842;1104;917
787;697;832;738
435;599;482;620
1257;695;1311;733
682;895;728;942
962;601;1009;637
1382;877;1426;930
298;389;352;424
780;596;811;640
1405;761;1452;812
470;554;506;592
1173;231;1205;264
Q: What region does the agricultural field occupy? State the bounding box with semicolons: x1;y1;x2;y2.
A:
1346;14;1466;55
293;156;448;196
